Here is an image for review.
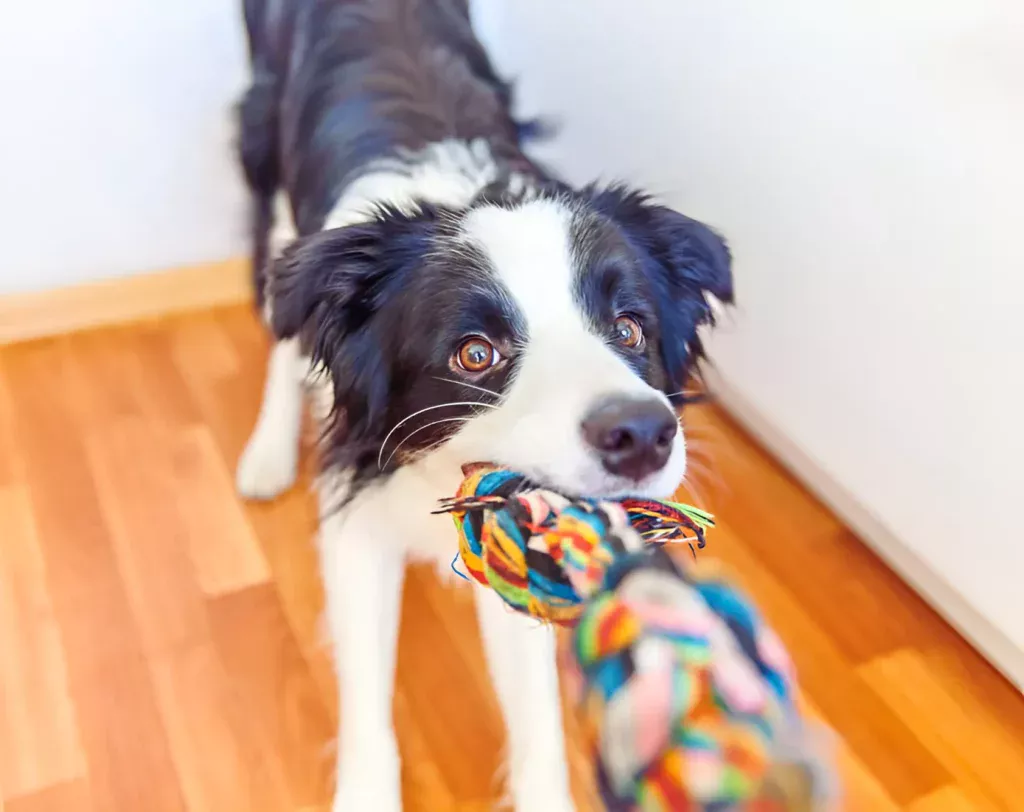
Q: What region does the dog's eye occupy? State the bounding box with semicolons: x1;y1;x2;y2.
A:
613;315;644;348
455;336;501;373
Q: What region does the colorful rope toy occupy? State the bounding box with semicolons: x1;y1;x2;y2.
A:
436;465;833;811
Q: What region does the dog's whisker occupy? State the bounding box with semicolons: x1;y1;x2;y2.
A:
380;417;470;471
666;388;707;402
377;401;496;469
432;376;501;401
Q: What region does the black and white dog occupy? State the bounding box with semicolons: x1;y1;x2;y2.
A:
234;1;733;809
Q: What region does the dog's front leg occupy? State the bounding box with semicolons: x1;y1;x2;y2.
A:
476;589;576;811
236;337;305;500
320;507;406;812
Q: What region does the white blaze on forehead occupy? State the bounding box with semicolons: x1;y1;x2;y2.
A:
458;197;652;386
460;198;584;332
450;197;686;499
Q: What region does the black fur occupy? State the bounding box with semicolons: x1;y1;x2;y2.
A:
237;0;547;303
575;185;733;402
270;204;525;494
237;77;279;304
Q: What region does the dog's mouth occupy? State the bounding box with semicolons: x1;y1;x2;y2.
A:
456;461;667;501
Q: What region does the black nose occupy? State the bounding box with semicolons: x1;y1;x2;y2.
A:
581;396;677;481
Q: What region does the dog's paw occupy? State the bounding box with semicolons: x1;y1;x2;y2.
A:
236;425;299;500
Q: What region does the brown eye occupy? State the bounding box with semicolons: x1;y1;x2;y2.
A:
455;336;500;373
613;315;644;348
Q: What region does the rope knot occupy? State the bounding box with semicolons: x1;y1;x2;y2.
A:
436;464;834;810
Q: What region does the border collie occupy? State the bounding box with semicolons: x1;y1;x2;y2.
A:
234;1;733;808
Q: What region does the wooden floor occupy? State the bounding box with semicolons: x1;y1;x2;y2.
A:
1;306;1022;812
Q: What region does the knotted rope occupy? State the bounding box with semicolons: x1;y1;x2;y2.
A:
436;465;832;811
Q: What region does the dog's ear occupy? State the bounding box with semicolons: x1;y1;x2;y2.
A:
587;185;734;391
269;221;385;343
267;207;440;441
269;206;440;346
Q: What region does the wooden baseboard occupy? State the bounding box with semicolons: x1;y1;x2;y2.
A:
704;366;1024;692
0;258;253;345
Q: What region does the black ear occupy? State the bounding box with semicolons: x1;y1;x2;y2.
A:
269;221;386;343
640;204;733;307
269;205;440;353
266;208;440;474
267;222;395;453
652;206;733;393
587;185;734;391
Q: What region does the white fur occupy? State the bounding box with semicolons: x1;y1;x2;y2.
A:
236;336;305;499
450;200;687;499
237;140;688;811
476;591;574;811
237;194;303;501
323;139;514;229
319;484;406;812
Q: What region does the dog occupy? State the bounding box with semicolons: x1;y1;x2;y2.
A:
234;1;733;809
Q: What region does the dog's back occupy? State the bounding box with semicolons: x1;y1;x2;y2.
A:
238;0;542;297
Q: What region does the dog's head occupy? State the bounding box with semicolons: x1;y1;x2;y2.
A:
270;185;732;499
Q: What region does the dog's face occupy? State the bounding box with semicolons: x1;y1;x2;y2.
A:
271;186;732;499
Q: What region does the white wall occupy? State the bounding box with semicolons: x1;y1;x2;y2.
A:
0;0;249;295
474;0;1024;665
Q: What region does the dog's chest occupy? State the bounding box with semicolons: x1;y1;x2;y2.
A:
316;446;468;573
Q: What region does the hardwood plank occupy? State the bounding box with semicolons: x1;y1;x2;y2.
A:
398;568;602;810
55;325;200;431
170;426;271;595
197;312;332;705
84;419;213;656
85;418;293;811
906;785;990;812
396;567;506;805
1;343;186;812
169;313;263;466
0;487;84;798
681;404;950;662
860;648;1024;809
796;695;899;812
5;778;92;812
207;584;335;808
687;517;950;804
167;311;241;385
60;329;152;426
149;643;293;812
68;324;267;597
240;490;334;718
0;369;18;487
925;643;1024;741
391;688;459;812
215;305;270;360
